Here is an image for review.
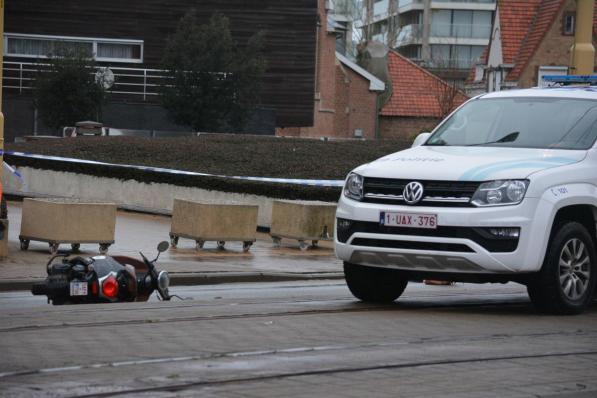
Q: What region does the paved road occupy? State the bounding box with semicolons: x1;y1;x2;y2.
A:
1;281;596;398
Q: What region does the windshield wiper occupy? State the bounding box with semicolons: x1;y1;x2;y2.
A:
467;131;519;147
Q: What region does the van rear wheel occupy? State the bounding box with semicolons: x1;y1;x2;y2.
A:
527;222;596;315
343;262;408;303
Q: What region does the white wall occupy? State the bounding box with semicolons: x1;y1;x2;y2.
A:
3;167;336;228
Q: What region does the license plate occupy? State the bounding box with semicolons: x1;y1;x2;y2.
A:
70;281;88;296
380;212;438;229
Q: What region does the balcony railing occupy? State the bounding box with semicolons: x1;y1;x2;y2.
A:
433;0;495;3
2;61;168;101
431;23;492;39
398;0;423;8
395;24;423;47
427;57;477;69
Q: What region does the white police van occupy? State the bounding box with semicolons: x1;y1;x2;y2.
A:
336;77;597;314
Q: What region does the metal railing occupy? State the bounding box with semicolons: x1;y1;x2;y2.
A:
431;23;492;39
395;24;424;47
2;61;169;101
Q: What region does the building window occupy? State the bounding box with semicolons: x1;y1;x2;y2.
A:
563;14;575;36
4;33;143;63
431;9;492;39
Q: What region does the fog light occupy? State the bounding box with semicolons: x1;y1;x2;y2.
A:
337;218;352;230
336;218;354;243
488;228;520;238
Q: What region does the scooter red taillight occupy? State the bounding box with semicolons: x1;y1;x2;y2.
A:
102;275;119;299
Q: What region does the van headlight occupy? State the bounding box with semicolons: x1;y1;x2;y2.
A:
344;173;364;201
471;180;529;207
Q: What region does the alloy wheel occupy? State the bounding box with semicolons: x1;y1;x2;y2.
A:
559;238;591;301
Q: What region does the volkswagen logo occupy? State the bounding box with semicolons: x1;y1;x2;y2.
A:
403;182;424;205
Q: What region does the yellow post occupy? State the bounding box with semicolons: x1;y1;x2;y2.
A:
570;0;595;75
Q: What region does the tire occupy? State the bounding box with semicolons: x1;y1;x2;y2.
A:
344;262;408;303
527;222;596;315
31;282;48;296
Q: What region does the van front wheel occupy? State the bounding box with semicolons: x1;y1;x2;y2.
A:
343;262;408;303
527;222;596;315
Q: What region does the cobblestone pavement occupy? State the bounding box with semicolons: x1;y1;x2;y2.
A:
1;281;596;397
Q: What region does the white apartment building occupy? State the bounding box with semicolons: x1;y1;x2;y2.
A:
359;0;495;78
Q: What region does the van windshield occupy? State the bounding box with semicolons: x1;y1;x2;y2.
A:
426;97;597;150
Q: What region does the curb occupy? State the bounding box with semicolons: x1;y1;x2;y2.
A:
0;272;345;292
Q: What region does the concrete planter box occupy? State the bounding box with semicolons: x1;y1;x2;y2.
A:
169;199;258;252
19;198;117;254
270;200;336;250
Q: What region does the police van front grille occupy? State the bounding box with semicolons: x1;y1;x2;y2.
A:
363;178;481;207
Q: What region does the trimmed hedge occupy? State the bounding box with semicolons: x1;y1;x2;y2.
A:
6;135;411;201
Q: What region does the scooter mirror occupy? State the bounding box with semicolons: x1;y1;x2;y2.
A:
157;241;169;253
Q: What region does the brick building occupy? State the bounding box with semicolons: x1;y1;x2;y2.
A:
469;0;597;93
2;0;318;140
276;0;384;139
379;50;469;140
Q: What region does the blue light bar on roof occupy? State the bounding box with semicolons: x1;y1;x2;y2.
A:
542;75;597;85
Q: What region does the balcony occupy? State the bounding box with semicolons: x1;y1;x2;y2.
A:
427;57;479;70
398;0;424;12
372;32;388;44
433;0;495;3
395;24;423;47
431;0;496;11
431;23;491;39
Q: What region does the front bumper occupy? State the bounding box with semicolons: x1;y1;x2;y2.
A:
335;196;545;274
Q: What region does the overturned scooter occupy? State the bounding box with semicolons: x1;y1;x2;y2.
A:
32;241;172;305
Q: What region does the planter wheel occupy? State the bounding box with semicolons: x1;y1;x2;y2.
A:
243;241;253;252
170;234;179;248
272;237;281;248
217;241;226;250
299;240;309;251
196;240;204;250
71;243;81;253
49;243;59;255
99;244;110;254
20;239;30;251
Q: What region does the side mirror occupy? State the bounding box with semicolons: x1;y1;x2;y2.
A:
157;241;169;253
412;132;431;148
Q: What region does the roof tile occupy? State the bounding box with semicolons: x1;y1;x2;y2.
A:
507;0;566;81
499;0;543;65
381;51;469;118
